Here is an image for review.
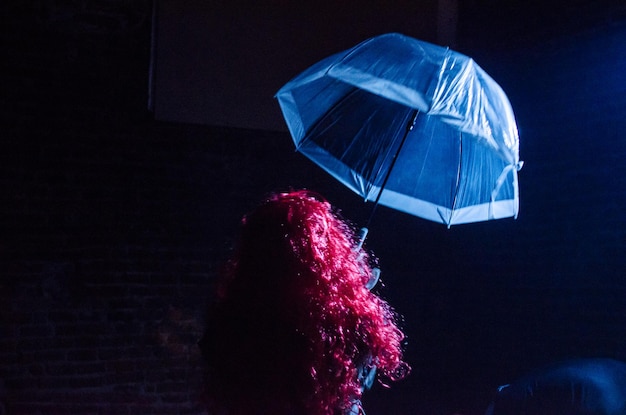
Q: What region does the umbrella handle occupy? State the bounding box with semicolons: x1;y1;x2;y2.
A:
357;227;369;249
356;227;380;290
365;267;380;290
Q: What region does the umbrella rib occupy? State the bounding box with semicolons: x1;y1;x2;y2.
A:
366;109;419;228
448;131;463;227
298;86;361;149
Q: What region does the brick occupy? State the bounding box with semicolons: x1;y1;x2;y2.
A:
66;349;99;362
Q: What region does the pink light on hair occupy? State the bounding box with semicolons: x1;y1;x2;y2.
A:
200;190;409;415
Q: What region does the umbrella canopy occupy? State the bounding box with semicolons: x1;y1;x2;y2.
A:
276;33;523;227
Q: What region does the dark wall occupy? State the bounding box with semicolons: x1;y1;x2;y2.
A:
1;2;626;415
150;0;440;131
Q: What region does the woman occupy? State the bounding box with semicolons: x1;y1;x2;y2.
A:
199;190;409;415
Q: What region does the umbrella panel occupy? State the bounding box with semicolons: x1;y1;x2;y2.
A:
382;114;460;210
296;86;517;225
297;88;415;201
379;117;516;224
384;115;514;209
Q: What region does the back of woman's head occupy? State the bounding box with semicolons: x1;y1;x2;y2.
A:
200;190;409;415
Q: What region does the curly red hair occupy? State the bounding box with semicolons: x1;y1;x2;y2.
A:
200;190;409;414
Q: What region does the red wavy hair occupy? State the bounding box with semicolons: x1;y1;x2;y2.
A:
200;190;409;414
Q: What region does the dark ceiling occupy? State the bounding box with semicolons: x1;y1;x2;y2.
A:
3;0;624;131
458;0;626;50
5;1;625;47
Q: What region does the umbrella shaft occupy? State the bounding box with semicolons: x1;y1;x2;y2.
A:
367;109;419;226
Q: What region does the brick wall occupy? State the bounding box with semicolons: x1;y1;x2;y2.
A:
0;5;347;414
0;120;303;414
0;3;308;414
1;2;626;415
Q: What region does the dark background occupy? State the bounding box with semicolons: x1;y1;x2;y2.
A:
1;1;626;415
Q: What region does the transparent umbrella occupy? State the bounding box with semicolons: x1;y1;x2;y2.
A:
276;33;523;227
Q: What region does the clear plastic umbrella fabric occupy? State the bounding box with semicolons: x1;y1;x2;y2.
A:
276;33;523;226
